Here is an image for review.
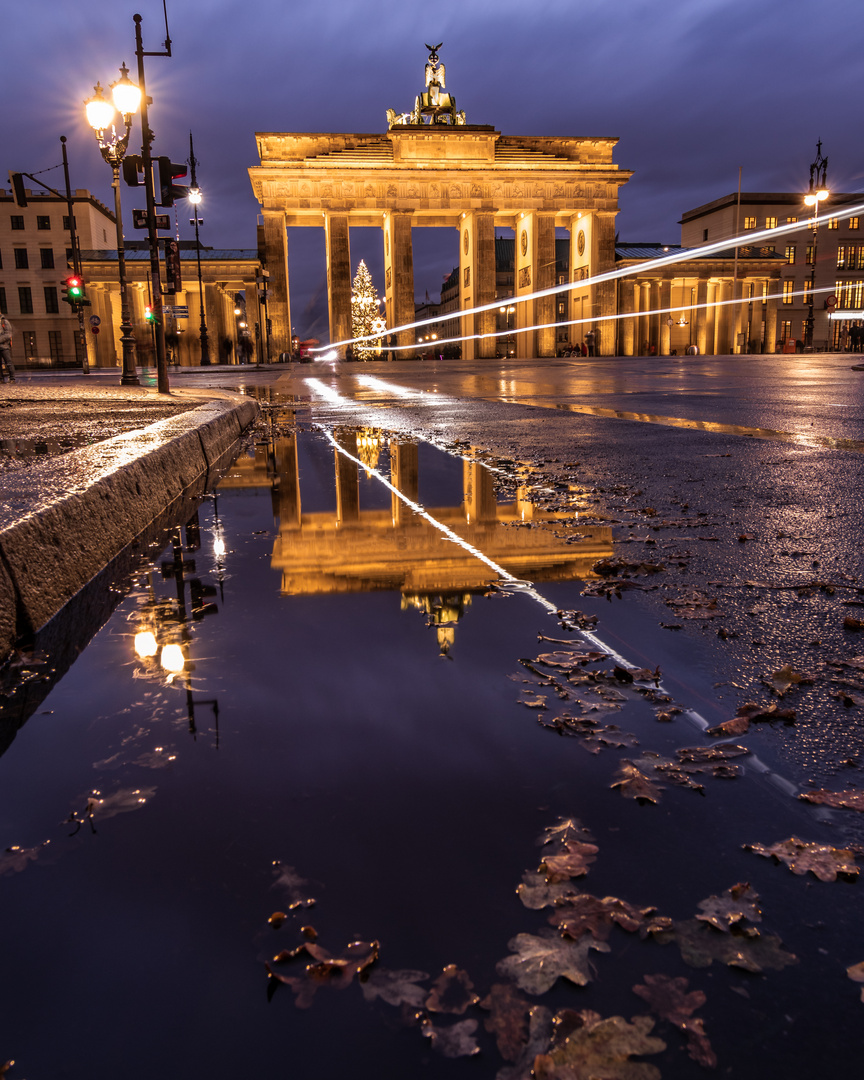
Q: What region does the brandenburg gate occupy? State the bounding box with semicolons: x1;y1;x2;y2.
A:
248;46;632;359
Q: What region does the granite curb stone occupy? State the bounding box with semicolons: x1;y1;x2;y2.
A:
0;394;259;659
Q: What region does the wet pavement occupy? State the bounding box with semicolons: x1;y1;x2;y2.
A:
1;355;863;1078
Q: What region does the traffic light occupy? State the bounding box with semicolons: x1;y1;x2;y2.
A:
145;305;157;324
156;157;188;207
62;275;90;309
121;155;146;187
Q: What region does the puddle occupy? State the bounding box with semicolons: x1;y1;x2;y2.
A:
0;427;860;1078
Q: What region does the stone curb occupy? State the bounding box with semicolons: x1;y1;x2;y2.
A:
0;394;258;659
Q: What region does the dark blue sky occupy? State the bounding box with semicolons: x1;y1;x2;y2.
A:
6;0;862;339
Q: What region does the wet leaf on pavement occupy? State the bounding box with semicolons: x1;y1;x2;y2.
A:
479;983;532;1062
496;1005;554;1080
611;760;663;803
766;665;811;696
496;929;611;994
539;714;639;752
548;893;656;941
360;968;429;1007
677;744;750;763
420;1017;480;1057
706;715;751;737
425;964;480;1014
516;871;579;910
743;836;860;881
540;839;599;882
798;789;864;812
266;938;379;1007
632;974;717;1068
847;961;864;1003
533;1010;665;1080
654;919;798;972
695;882;762;931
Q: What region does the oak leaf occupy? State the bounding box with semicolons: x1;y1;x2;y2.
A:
425;964;479;1015
695;882;762;932
677;744;750;763
632;974;717;1068
540;840;599;883
549;893;655;941
533;1010;665;1080
420;1017;480;1058
611;760;663;803
516;871;578;910
798;789;864;812
479;983;531;1062
496;929;610;994
266;938;379;1008
743;836;859;881
496;1005;554;1080
655;919;797;973
359;968;429;1007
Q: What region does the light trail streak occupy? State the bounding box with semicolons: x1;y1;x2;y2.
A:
302;382;814;805
310;201;864;354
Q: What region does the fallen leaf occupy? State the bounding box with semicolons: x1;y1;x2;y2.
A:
516;871;578;910
496;1005;554;1080
533;1010;665;1080
799;789;864;812
695;882;762;931
848;961;864;1002
632;973;717;1068
734;701;796;724
677;744;750;763
706;716;750;736
655;919;798;973
360;968;429;1007
267;938;379;1008
844;616;863;632
743;836;860;881
611;761;663;803
541;817;595;850
420;1017;480;1058
540;840;599;883
767;665;810;696
426;964;480;1015
479;983;532;1062
549;893;655;941
496;929;610;994
518;694;548;709
268;912;288;929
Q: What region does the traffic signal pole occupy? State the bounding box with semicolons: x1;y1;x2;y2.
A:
61;137;92;375
134;12;170;394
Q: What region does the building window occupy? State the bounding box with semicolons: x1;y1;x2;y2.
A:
785;244;796;264
702;228;709;241
837;245;849;269
782;280;795;304
48;331;64;363
62;215;76;230
13;248;28;269
557;301;566;315
0;287;6;314
780;320;792;341
18;287;34;314
806;245;814;265
40;248;54;270
23;331;36;358
36;216;51;230
828;218;839;230
557;274;567;285
857;246;864;271
765;216;778;229
10;215;24;230
744;217;757;229
802;281;812;306
850;217;860;230
44;286;59;314
837;280;864;310
786;216;798;224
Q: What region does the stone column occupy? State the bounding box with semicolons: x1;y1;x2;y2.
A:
704;282;717;355
568;214;589;351
390;441;419;526
276;434;302;530
591;211;617;356
459;211;497;361
535;213;557;358
648;281;661;354
637;282;650;355
659;280;672;355
324;213;352;355
765;283;779;352
714;281;731;354
383;211;415;354
619;279;636;356
695;280;709;354
334;429;359;525
464;460;496;523
262;212;292;357
731;278;745;353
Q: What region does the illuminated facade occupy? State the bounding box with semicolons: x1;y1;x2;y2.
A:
682;192;864;350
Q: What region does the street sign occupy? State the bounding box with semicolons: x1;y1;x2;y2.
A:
90;326;100;335
132;209;171;230
826;294;838;309
89;315;101;326
172;306;189;318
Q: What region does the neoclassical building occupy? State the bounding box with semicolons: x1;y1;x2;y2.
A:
249;47;633;359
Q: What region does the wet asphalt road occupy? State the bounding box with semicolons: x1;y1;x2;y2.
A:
170;353;864;800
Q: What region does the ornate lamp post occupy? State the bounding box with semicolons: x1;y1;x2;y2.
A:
187;133;210;365
804;141;829;351
84;66;142;386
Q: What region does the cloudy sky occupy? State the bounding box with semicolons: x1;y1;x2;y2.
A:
6;0;862;339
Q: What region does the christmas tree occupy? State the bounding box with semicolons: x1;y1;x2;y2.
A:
351;260;385;360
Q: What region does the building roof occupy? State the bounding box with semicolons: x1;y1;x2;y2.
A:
615;242;785;261
680;192;862;223
80;248;260;262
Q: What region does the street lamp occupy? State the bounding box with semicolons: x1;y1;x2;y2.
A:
187;133;210;365
84;64;142;386
803;140;829;351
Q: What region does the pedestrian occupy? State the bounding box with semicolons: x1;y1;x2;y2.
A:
585;329;595;356
0;315;15;382
580;341;588;357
